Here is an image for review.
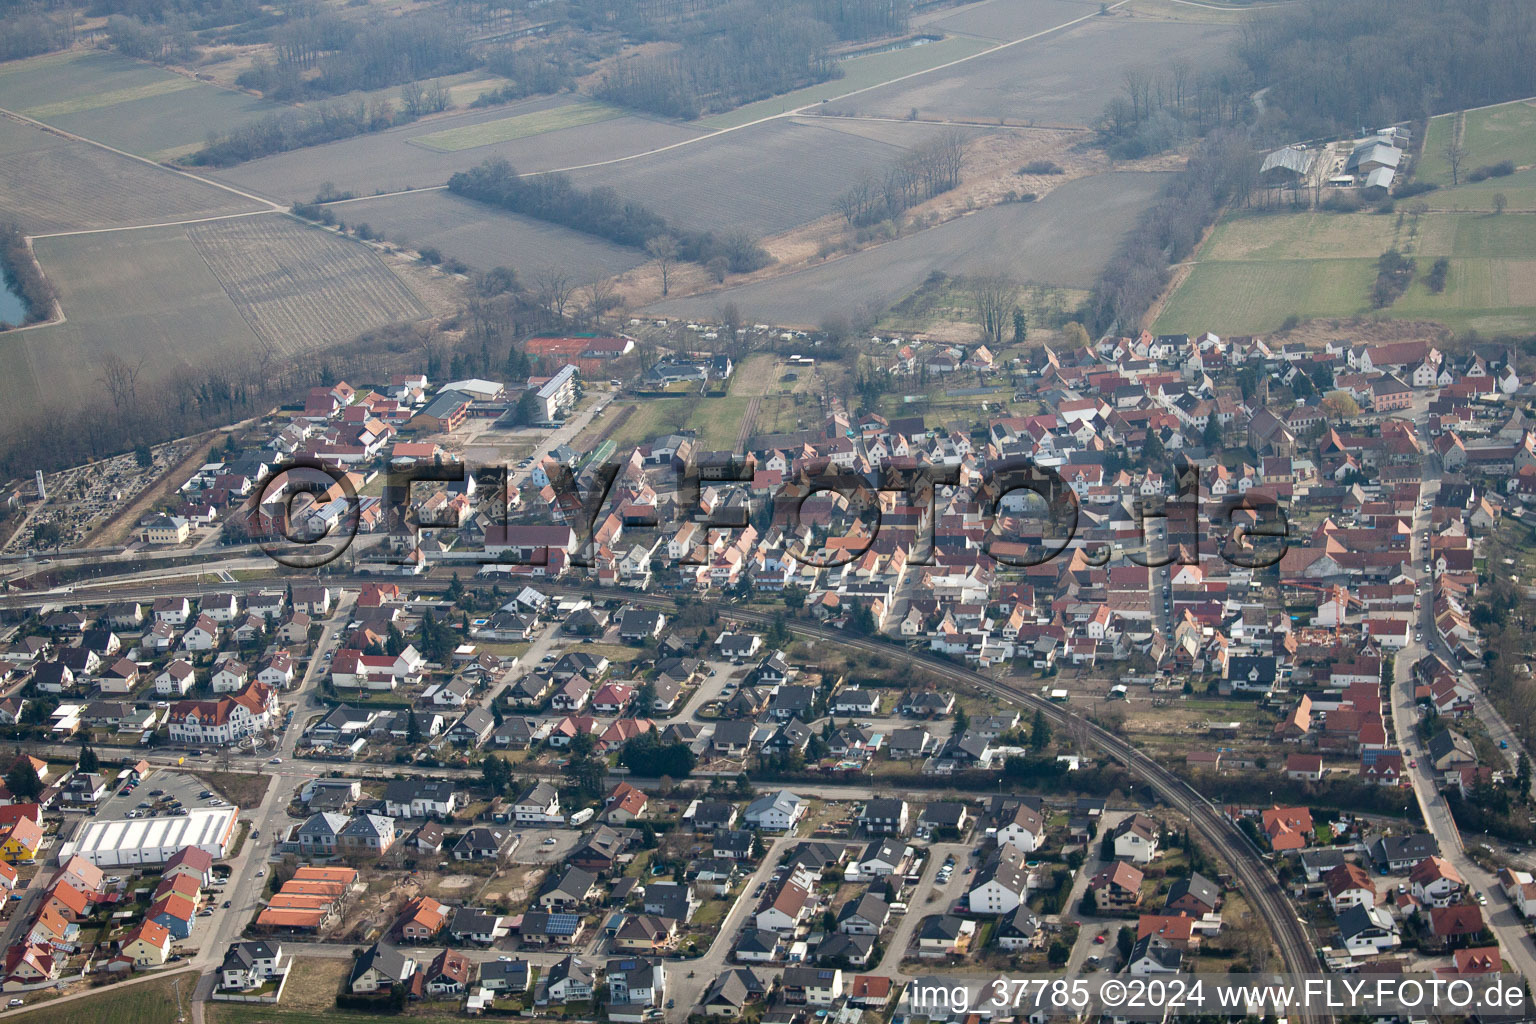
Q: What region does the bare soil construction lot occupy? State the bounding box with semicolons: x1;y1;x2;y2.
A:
648;170;1170;324
824;14;1238;127
210;94;709;203
0;116;264;235
333;189;647;279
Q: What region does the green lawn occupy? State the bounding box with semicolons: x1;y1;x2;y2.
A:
686;395;751;449
698;35;995;129
407;101;626;152
602;398;692;450
7;972;198;1024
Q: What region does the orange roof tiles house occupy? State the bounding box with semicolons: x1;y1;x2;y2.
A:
398;895;449;941
1260;806;1313;851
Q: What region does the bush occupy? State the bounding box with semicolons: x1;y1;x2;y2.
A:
1426;256;1450;293
1397;180;1439;198
1468;160;1516;182
448;159;771;272
1321;191;1364;213
1019;160;1064;175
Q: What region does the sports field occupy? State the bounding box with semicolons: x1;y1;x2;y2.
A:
1155;209;1536;335
408;100;626;151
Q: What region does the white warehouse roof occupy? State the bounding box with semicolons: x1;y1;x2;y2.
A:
59;806;239;867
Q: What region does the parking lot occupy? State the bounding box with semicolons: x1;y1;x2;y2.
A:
95;767;227;822
509;827;580;865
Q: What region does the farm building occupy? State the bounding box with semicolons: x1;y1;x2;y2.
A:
1362;167;1396;200
57;806;239;867
1259;145;1315;186
1346;141;1402;175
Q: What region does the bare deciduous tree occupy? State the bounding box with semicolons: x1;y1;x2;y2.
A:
400;79;426;117
534;267;576;319
969;273;1018;347
1445;117;1468;186
645;235;679;296
583;277;618;326
97;354;145;415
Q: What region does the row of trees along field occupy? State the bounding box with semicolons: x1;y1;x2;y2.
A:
1086;129;1257;337
447;157;773;274
0;4;75;61
187;84;449;166
0;221;56;329
233;14;471;101
1100;0;1536;160
592;0;909;119
833;129;965;227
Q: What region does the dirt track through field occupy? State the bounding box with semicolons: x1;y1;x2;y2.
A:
735;395;763;453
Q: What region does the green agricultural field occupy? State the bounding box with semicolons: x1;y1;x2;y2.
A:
1155;257;1378;334
1155;207;1536;335
5;972;198;1024
407;100;626;152
1418;99;1536;188
698;34;994;130
0;50;275;160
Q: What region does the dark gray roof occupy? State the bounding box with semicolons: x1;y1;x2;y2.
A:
1166;871;1220;910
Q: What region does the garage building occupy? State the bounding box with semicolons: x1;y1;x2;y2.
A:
57;806;240;867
